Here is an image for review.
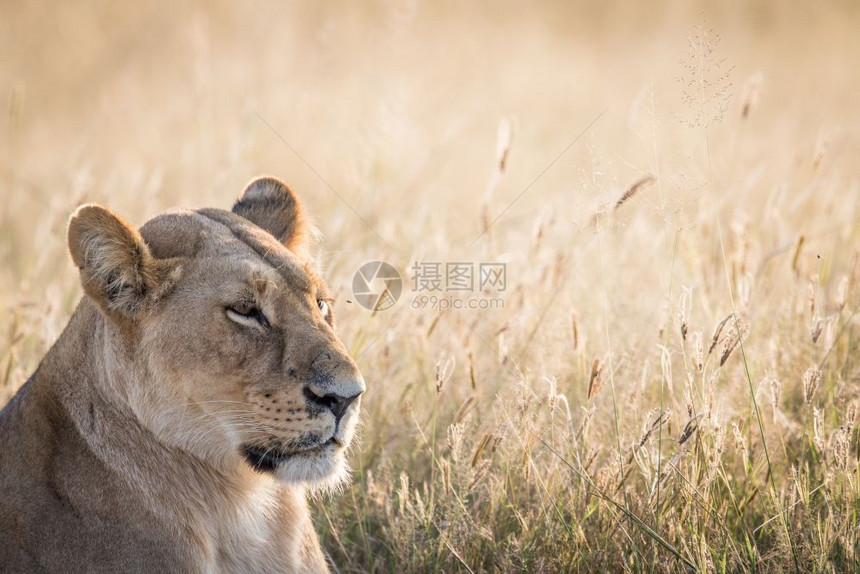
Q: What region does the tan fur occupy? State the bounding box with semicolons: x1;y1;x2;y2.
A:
0;177;364;573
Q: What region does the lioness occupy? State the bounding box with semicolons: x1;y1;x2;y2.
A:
0;177;365;573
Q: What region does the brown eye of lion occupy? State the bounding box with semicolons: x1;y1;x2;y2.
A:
226;302;270;328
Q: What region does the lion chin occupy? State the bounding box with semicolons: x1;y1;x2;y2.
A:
279;453;350;493
243;442;351;492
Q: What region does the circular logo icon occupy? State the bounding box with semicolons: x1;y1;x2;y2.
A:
352;261;402;311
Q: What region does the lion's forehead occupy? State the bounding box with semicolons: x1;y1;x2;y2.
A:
142;208;319;293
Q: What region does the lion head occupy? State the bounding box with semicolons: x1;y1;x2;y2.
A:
66;177;365;489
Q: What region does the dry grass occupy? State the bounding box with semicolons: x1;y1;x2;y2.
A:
2;2;860;572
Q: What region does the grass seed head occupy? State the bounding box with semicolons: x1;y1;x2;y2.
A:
692;330;704;373
832;427;851;470
741;71;764;119
768;376;782;422
812;407;825;451
835;275;849;311
803;366;821;405
731;422;749;465
587;357;604;400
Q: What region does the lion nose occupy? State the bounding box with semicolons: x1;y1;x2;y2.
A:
303;387;363;422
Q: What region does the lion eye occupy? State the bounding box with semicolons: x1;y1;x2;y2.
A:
317;299;329;318
226;302;270;329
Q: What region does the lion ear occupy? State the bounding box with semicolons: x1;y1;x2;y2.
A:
68;205;179;317
232;177;308;255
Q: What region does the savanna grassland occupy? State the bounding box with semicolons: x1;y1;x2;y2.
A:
2;1;859;572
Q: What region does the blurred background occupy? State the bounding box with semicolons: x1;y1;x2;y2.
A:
2;1;860;571
3;0;858;341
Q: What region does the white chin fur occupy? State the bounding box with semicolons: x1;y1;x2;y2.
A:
272;448;350;493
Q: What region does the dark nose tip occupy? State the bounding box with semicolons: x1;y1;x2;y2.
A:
303;388;362;422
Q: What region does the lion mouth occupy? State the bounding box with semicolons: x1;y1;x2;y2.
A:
243;439;337;472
